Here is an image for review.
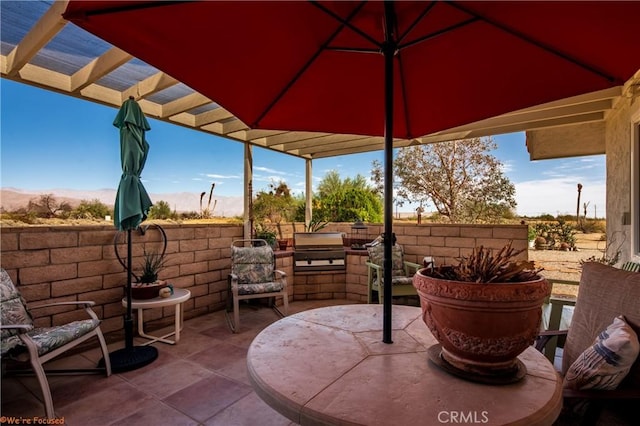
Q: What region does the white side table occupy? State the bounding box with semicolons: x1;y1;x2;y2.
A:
122;288;191;345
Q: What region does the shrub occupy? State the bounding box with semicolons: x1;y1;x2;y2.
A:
70;199;111;220
533;220;577;249
581;219;606;234
148;200;175;220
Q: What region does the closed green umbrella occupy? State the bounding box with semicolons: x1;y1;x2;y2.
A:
104;96;158;373
114;96;152;231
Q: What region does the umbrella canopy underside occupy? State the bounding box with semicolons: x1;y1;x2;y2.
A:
63;1;640;140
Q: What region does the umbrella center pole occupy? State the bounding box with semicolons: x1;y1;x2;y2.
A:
382;0;398;345
125;228;134;349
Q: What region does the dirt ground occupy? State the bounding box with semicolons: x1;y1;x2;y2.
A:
528;232;606;296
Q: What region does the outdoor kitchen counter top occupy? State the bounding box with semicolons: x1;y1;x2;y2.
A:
274;248;370;256
274;249;294;258
247;304;562;426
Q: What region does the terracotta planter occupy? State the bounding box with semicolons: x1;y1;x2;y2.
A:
413;267;550;377
131;280;168;300
277;239;289;251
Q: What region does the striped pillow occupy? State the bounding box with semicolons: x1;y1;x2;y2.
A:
564;316;639;390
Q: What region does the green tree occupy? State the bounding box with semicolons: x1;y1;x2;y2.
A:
312;171;383;223
71;199;111;219
148;200;173;220
372;137;516;223
253;181;297;233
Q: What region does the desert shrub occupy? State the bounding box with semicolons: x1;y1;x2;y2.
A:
533;220;577;249
556;214;575;223
70;199;111;220
148;200;175;220
580;219;606;234
179;211;200;220
1;210;38;224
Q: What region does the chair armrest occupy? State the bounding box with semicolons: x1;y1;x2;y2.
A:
29;301;101;323
0;324;34;332
544;279;579;303
548;279;580;286
404;261;421;274
365;261;382;271
29;301;96;309
535;329;568;352
563;388;640;400
275;270;287;279
365;262;383;286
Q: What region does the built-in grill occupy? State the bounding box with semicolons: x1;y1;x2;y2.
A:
293;232;346;272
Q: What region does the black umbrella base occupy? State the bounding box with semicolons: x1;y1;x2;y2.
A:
99;346;158;373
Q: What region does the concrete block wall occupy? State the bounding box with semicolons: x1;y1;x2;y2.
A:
322;222;529;267
293;270;347;301
0;222;526;341
0;224;243;340
288;223;528;301
274;251;294;302
345;250;369;303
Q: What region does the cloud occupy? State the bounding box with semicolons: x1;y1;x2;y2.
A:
204;173;240;179
501;160;515;174
254;166;286;175
515;177;605;217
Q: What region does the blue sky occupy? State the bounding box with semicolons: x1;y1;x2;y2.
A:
1;79;606;217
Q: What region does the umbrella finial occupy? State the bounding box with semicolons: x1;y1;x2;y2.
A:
129;95;135;100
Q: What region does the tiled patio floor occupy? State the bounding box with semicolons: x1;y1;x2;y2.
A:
2;298;630;426
1;299;354;426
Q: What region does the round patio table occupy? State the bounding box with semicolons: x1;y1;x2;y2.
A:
247;304;562;426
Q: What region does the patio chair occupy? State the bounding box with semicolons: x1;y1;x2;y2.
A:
535;262;640;425
621;261;640;272
540;261;640;364
0;268;112;418
366;243;422;304
226;239;288;333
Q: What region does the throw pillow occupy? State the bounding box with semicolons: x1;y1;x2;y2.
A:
564;315;640;390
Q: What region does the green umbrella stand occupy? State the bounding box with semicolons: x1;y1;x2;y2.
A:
100;96;158;373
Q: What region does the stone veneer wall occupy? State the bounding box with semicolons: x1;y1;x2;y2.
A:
0;222;526;340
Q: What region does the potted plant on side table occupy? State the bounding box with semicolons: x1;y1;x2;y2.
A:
131;249;169;299
413;241;549;383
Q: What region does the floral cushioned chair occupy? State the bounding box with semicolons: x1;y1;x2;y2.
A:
226;239;288;333
536;262;640;425
366;243;422;304
0;268;111;418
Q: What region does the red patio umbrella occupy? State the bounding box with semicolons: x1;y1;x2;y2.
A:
64;1;640;343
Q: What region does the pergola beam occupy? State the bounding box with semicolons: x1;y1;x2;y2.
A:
70;47;132;92
5;0;68;77
123;71;179;101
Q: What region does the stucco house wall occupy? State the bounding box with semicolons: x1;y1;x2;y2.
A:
605;91;640;263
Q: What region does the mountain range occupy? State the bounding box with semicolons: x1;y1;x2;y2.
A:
0;187;244;217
